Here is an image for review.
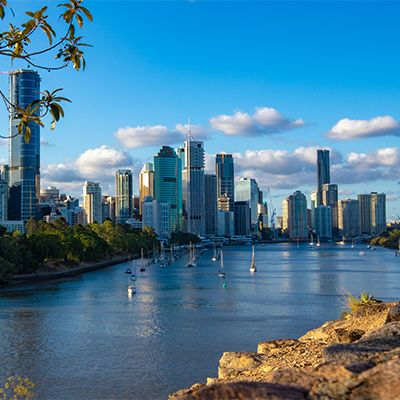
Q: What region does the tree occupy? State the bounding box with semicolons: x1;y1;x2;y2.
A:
0;0;92;142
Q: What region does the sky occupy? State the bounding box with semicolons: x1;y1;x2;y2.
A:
0;1;399;219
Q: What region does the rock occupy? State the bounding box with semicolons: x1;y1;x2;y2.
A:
385;304;400;323
171;382;307;400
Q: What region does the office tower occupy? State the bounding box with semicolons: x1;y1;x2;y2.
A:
321;183;338;237
83;181;102;224
154;146;182;232
358;194;372;234
216;154;234;211
142;196;171;239
317;149;330;205
234;201;251;236
0;179;7;220
115;169;133;224
180;140;205;236
257;202;268;230
371;192;386;235
218;194;230;212
217;210;234;236
310;191;317;230
314;205;332;240
40;186;60;201
139;162;154;215
0;164;10;184
282;191;308;239
235;178;260;227
338;199;360;237
9;70;41;221
204;174;217;236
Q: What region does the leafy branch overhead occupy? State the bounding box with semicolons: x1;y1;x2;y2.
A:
0;0;92;142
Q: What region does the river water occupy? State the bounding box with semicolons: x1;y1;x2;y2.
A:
0;243;399;399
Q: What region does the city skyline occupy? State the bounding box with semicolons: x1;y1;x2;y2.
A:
0;1;398;218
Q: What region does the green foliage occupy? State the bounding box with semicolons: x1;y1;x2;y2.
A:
0;218;159;284
0;0;92;142
344;291;380;314
0;376;35;399
170;231;201;245
370;229;400;250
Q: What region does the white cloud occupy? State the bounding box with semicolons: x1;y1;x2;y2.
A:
175;123;210;141
327;116;400;140
40;138;53;147
210;107;305;136
115;125;182;148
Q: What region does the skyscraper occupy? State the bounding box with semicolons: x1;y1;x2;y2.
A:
282;191;308;239
371;192;386;235
314;205;332;240
317;149;330;205
216;154;234;211
139;162;154;216
204;174;217;236
234;201;251;236
358;194;372;234
235;178;260;227
321;183;338;237
338;199;360;237
180;140;205;236
154;146;182;232
0;179;7;221
115;169;133;224
9;70;41;221
83;181;102;224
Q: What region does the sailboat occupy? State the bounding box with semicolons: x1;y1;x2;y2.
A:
316;236;321;247
130;259;137;281
218;249;226;277
351;239;355;248
139;248;146;272
310;233;314;246
211;244;219;262
127;284;136;297
296;238;300;248
250;245;257;273
187;242;197;268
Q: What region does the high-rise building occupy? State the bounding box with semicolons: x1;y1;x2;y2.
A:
234;201;251;236
321;183;338;237
314;205;332;240
216;154;234;211
204;174;217;236
310;191;317;229
282;191;308;239
0;179;8;221
115;169;133;224
235;178;260;227
139;162;154;216
358;194;372;234
338;199;360;237
154;146;182;232
371;192;386;235
83;181;102;224
9;70;41;221
217;210;234;237
142;196;171;239
317;149;330;205
180;140;205;236
0;164;10;184
217;194;231;212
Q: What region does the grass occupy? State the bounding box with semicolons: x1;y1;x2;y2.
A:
341;291;381;317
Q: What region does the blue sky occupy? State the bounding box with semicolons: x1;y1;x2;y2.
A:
0;1;399;218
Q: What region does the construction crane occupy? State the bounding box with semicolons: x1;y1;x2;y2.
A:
266;187;277;240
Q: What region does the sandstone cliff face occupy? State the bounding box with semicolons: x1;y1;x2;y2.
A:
170;302;400;400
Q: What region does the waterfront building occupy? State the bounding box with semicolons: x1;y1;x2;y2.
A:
257;202;268;230
234;201;251;236
217;210;234;237
358;194;372;234
317;149;330;205
154;146;182;232
321;183;338;237
204;174;217;236
371;192;386;236
0;179;8;220
0;164;10;184
40;187;60;201
216;154;234;211
282;191;308;239
142;196;171;239
276;216;284;230
179;140;205;236
115;169;133;224
139;162;154;216
235;178;260;228
314;205;332;240
83;181;102;224
338;199;360;237
9;70;41;221
310;191;317;229
217;194;231;212
0;220;25;233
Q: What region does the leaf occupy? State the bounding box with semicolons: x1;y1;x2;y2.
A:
79;6;93;22
75;13;83;28
24;125;31;143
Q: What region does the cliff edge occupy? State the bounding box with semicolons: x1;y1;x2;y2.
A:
170;301;400;400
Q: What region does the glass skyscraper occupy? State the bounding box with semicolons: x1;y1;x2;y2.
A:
154;146;182;232
216;154;234;211
235;177;260;227
317;149;330;206
115;169;133;224
9;70;41;221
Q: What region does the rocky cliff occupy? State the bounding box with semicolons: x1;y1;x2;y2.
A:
170;301;400;400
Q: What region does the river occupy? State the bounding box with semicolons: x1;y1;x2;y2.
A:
0;243;399;399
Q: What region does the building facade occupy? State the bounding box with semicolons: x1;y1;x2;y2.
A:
317;149;330;205
139;162;154;216
338;199;360;237
314;205;332;240
235;178;260;228
115;169;133;224
0;179;8;220
282;191;308;239
204;174;217;236
215;154;234;211
234;201;251;236
83;181;102;224
154;146;182;232
358;194;372;234
321;183;338;237
9;70;41;221
371;192;386;236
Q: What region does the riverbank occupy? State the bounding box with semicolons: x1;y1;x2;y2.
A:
1;254;134;288
170;301;400;399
